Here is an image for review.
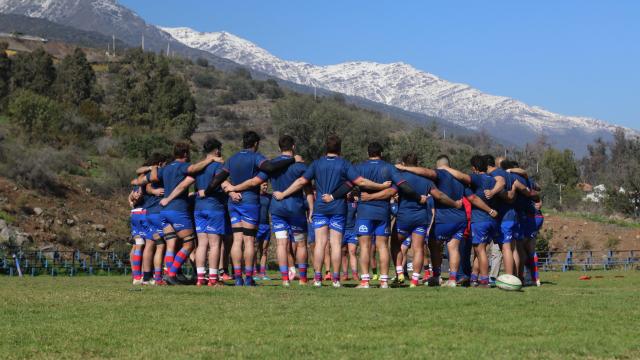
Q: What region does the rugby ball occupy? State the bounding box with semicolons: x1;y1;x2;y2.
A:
496;274;523;291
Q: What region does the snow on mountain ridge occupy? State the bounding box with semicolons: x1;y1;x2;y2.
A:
162;26;630;140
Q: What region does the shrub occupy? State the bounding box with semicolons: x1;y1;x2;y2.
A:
196;58;209;67
193;73;218;89
7;89;66;143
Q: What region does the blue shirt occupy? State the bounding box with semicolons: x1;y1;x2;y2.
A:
259;193;271;224
466;173;497;223
303;156;361;215
489;168;517;221
345;200;358;231
157;161;191;213
434;169;467;224
269;155;308;217
142;183;164;214
194;162;227;212
511;173;536;216
392;171;434;224
355;159;396;221
223;150;268;205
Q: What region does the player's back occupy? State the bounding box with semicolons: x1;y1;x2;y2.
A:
467;173;496;223
160;161;190;212
356;159;395;220
511;173;536;216
395;171;433;219
259;193;271;225
434;169;466;224
225;150;267;204
269;155;307;217
489;168;516;221
195;162;226;212
306;156;356;215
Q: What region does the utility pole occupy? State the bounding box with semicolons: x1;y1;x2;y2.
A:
112;34;116;55
141;34;145;51
443;129;446;140
167;42;170;57
314;85;317;101
557;184;564;205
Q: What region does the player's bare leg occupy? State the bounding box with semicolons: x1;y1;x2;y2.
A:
375;235;390;288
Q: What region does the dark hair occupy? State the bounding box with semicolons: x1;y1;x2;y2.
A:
402;152;419;166
484;154;496;167
470;155;488;173
278;135;295;151
144;152;165;167
326;134;342;154
367;142;383;158
203;137;222;154
173;142;191;159
500;159;514;170
242;131;261;149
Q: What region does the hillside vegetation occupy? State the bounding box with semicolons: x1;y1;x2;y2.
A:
0;40;637;252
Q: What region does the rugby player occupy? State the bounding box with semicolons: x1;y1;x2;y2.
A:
441;155;499;287
274;135;391;288
256;182;272;281
396;154;469;287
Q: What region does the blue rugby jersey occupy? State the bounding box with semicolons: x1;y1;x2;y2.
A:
392;171;433;224
222;150;268;205
194;162;227;212
302;155;361;215
269;155;308;218
466;173;497;223
157;161;191;212
489;168;517;222
355;159;397;221
434;169;467;224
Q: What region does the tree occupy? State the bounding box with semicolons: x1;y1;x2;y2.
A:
0;42;11;100
8;90;65;143
55;48;97;105
11;48;56;95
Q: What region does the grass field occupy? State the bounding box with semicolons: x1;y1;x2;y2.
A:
1;272;639;359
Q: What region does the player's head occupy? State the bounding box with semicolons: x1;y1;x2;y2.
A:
483;154;496;168
144;152;165;167
173;142;191;161
260;182;268;194
436;154;450;167
367;142;383;158
500;159;515;170
278;135;296;153
242;131;261;150
203;137;222;156
470;155;488;173
402;152;419;166
495;156;506;168
326;134;342;154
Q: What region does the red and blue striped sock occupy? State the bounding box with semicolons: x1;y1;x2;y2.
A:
532;253;539;283
164;251;175;274
470;273;478;282
449;271;457;281
297;264;307;280
168;248;191;276
479;275;489;285
244;266;254;279
433;266;441;279
279;265;289;281
233;266;242;280
131;249;142;279
153;267;162;282
259;265;267;277
332;272;340;282
314;271;322;282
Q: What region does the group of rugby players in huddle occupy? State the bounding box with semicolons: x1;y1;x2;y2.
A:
128;131;544;289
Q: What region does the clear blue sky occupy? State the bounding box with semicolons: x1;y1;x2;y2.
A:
120;0;639;129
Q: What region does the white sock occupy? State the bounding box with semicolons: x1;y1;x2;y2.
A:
361;273;370;281
396;266;404;274
289;266;296;274
412;272;421;281
196;267;205;275
380;274;389;282
209;268;218;276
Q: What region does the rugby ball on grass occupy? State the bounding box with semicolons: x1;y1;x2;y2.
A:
496;274;522;291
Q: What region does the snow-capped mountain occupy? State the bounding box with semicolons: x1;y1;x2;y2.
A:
0;0;240;70
163;26;637;152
